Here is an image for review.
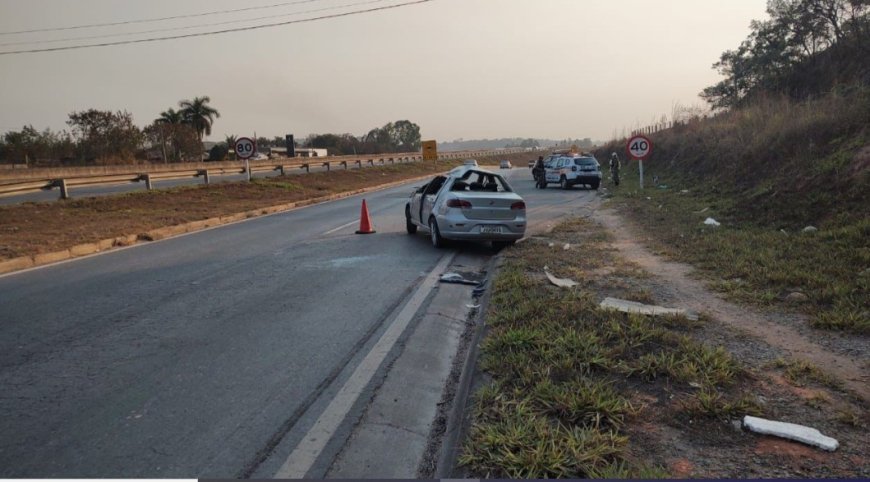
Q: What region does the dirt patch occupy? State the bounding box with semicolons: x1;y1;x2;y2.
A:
592;208;870;403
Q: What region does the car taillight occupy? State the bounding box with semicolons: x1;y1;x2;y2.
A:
511;201;526;210
446;199;472;209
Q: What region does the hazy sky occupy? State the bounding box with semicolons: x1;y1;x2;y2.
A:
0;0;768;142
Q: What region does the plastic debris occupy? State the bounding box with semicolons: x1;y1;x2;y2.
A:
780;229;789;236
548;242;555;248
802;226;818;233
466;304;480;309
599;297;699;321
704;217;721;227
439;272;479;286
563;243;571;251
680;189;690;194
743;415;839;452
544;266;578;288
695;207;710;214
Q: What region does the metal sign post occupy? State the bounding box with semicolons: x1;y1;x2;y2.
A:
626;134;653;189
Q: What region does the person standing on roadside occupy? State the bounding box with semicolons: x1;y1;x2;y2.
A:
609;152;621;186
532;155;545;187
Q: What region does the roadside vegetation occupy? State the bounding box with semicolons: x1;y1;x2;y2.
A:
593;0;869;335
459;218;867;478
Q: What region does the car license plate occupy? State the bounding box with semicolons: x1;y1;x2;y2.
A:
480;226;502;234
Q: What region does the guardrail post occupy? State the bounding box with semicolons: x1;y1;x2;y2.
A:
356;160;362;168
341;161;348;170
277;165;285;176
368;159;374;166
197;169;210;185
301;163;310;173
57;179;69;199
143;173;153;190
323;162;330;172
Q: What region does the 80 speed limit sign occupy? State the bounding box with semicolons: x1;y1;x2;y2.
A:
235;137;256;160
626;134;652;160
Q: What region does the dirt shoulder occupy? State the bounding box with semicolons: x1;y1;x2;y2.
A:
458;204;868;478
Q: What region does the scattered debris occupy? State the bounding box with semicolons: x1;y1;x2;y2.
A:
548;242;555;248
562;243;571;251
785;292;809;304
802;226;818;233
657;184;669;189
439;272;479;286
680;189;690;194
645;197;652;200
544;266;578;288
780;229;789;236
695;207;710;214
599;297;699;321
743;415;839;452
704;217;721;227
466;304;480;309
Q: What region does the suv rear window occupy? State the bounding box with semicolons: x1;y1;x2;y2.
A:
573;158;597;166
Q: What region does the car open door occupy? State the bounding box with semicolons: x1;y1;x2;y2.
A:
419;175;446;225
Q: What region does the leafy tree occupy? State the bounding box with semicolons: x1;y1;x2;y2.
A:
179;96;220;143
209;143;229;161
67;109;142;163
144;122;200;163
0;125;74;165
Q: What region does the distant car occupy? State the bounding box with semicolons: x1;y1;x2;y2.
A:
499;159;512;169
538;154;602;190
405;166;526;249
463;159;479;167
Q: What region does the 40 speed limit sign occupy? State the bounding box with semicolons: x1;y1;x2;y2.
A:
626;134;652;160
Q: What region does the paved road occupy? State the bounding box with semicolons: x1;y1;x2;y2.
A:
0;168;600;477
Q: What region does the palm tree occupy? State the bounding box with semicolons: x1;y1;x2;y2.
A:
153;108;184;163
179;96;220;143
225;134;237;160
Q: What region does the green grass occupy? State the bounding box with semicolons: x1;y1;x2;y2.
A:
604;176;869;335
460;217;755;478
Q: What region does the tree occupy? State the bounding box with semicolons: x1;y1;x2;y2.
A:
179;96;220;143
67;109;142;163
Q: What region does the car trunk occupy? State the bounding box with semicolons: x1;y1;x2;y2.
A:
452;192;524;220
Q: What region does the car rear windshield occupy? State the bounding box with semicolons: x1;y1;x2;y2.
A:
573;158;597;166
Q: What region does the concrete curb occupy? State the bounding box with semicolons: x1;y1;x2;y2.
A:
0;173;436;276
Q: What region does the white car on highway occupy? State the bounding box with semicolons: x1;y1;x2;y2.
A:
405;166;526;249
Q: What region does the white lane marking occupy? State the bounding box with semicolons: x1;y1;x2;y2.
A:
322;219;358;235
274;252;456;478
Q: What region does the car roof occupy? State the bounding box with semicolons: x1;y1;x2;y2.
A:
448;165;497;177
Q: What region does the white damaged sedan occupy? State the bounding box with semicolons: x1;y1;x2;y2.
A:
405;166;526;249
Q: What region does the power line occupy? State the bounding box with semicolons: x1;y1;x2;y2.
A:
0;0;434;56
0;0;389;47
0;0;324;36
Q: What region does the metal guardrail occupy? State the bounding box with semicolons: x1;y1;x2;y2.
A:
0;148;527;199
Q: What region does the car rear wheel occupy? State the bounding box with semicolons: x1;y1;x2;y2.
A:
429;217;444;248
560;176;570;190
405;206;417;234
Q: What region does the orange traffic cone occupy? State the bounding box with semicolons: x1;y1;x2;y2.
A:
355;199;376;234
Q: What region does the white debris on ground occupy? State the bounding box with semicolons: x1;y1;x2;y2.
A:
743;416;839;452
803;226;818;233
599;297;700;321
780;229;789;236
548;242;555;247
680;189;690;194
696;207;710;213
563;243;571;251
704;217;721;227
544;266;578;288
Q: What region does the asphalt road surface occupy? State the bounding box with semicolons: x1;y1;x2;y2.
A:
0;167;601;477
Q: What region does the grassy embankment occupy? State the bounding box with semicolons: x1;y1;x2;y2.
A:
595;90;869;334
0;152;538;260
459;219;759;478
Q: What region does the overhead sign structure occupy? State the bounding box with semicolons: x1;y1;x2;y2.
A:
625;134;653;189
235;137;256;160
422;140;437;161
626;134;652;160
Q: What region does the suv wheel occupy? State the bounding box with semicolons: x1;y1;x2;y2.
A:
560;176;570;190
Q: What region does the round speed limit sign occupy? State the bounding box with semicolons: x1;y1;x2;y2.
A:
235;137;256;160
626;135;652;160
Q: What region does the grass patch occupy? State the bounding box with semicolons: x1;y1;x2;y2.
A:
773;358;842;389
461;217;757;478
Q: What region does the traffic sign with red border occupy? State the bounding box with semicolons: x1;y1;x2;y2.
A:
235;137;256;160
626;135;653;160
